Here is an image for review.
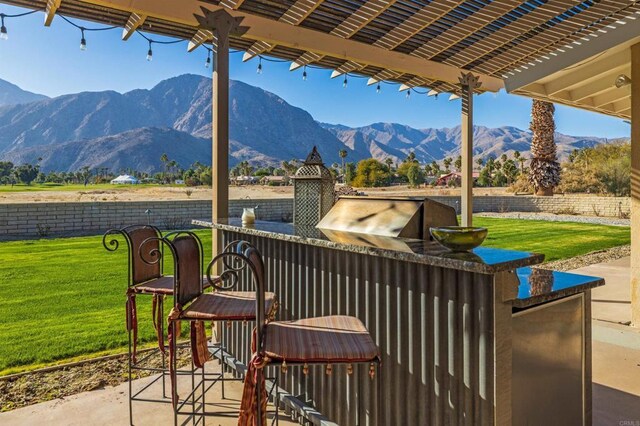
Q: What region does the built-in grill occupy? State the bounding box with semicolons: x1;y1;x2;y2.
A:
316;196;457;240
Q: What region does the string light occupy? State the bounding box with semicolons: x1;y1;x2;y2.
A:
302;65;307;81
0;15;7;41
135;30;184;62
146;40;153;61
205;48;211;68
376;83;381;93
79;28;87;51
406;89;411;99
257;57;263;74
343;74;348;88
0;10;38;41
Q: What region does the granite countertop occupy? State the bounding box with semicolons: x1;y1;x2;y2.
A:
193;218;545;274
513;267;604;308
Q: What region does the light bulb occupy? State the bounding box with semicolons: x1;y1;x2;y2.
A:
376;83;381;93
146;48;153;61
257;58;262;74
0;25;7;41
406;90;411;99
80;38;87;51
302;66;307;81
205;53;211;68
343;76;348;88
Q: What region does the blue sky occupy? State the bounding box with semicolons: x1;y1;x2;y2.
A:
0;5;630;138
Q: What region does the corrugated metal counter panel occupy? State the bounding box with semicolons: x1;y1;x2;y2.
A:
222;231;496;425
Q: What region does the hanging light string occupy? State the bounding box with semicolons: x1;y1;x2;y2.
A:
1;9;38;40
135;30;184;61
58;15;117;50
0;7;449;99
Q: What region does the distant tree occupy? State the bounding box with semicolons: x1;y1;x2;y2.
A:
502;159;519;185
339;149;348;176
344;162;356;185
0;161;14;182
406;164;424;188
405;151;417;163
443;157;452;172
454;155;462;171
501;154;508;164
79;166;92;186
351;159;390;187
475;157;484;170
160;153;169;183
431;161;441;177
384;157;394;172
424;163;433;176
14;164;40;185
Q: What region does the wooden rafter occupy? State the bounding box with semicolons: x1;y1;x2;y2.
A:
44;0;61;26
122;12;146;40
242;0;322;62
487;1;640;76
219;0;246;9
187;29;213;52
291;0;399;71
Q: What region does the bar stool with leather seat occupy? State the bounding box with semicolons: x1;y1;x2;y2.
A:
138;234;277;425
211;242;382;426
102;224;216;425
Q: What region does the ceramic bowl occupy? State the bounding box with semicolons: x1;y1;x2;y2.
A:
429;226;488;252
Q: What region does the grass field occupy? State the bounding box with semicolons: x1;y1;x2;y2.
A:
0;183;172;192
0;218;629;375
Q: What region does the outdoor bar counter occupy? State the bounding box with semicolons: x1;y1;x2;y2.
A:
194;218;603;425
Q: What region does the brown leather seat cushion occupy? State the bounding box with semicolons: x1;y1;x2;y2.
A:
262;315;379;363
180;291;277;321
132;276;218;295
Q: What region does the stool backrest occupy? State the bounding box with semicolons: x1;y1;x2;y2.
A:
164;232;204;307
103;224;162;286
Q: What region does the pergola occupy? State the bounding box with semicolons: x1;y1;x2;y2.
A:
2;0;639;324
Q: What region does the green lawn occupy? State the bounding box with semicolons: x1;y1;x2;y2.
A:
0;183;179;192
0;218;629;375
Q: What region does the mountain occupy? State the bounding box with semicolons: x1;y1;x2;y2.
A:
2;127;210;174
0;79;48;106
321;122;611;165
0;74;348;171
0;74;623;172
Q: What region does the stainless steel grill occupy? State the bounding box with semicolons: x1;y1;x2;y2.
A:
317;196;458;240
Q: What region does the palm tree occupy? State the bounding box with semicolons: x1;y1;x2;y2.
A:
528;100;561;196
160;153;169;183
339;149;348;176
443;157;452;172
475;157;484;170
384;157;394;171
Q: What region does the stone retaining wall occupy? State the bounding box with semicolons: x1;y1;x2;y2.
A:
0;198;293;240
0;195;630;240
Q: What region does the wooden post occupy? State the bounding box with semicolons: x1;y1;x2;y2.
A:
631;43;640;327
459;73;481;227
195;9;247;258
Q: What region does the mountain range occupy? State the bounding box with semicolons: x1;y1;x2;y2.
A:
0;74;622;173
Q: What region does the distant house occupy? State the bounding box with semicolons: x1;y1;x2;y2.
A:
435;171;479;186
174;179;185;185
260;175;289;186
110;174;140;185
233;175;258;185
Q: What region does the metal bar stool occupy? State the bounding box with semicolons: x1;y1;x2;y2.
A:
232;242;382;426
102;225;216;425
139;234;277;425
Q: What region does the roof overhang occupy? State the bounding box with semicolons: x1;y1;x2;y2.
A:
505;10;640;119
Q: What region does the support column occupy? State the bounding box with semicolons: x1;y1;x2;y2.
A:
459;73;481;227
195;9;247;258
631;43;640;327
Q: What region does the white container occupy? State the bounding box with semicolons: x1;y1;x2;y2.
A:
242;207;256;225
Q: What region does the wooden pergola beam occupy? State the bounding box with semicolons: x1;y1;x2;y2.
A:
121;12;146;41
44;0;61;26
76;0;503;91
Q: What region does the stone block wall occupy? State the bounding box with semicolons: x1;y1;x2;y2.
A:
0;195;630;240
0;198;293;240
